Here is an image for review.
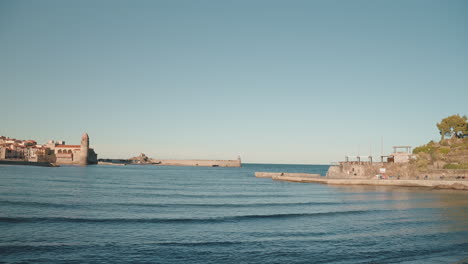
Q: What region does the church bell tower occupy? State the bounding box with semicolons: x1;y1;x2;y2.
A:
80;133;89;165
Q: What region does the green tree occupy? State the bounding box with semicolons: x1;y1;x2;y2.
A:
436;114;467;140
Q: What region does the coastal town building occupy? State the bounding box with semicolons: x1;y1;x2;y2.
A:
335;146;415;178
344;146;414;165
387;146;413;163
0;133;98;165
44;133;98;165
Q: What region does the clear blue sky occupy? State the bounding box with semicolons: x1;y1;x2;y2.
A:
1;0;467;164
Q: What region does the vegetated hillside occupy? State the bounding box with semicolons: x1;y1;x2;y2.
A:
412;137;468;170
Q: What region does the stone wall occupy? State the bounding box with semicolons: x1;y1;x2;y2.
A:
326;163;468;180
326;163;380;179
52;149;97;165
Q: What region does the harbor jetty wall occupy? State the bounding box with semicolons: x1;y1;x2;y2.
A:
98;157;242;167
326;163;468;180
281;177;468;190
153;159;241;167
323;179;468;190
255;171;468;190
255;172;321;178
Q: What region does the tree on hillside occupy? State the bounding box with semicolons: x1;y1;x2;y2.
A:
436;114;467;140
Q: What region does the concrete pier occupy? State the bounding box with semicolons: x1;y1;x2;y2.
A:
255;172;468;190
154;159;241;167
322;178;468;190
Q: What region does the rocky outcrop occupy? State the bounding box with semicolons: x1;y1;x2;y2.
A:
129;153;151;164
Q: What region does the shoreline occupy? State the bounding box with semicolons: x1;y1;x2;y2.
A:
0;160;57;167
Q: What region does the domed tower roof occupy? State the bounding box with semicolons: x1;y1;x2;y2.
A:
82;133;89;139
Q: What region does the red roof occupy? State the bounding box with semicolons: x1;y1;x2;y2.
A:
56;145;81;148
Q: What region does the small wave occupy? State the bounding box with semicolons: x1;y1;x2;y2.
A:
0;200;340;210
111;201;341;208
152;241;243;246
0;200;81;208
129;193;294;198
0;209;377;224
0;240;250;254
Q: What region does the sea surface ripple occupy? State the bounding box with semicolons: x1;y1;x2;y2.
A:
0;164;467;263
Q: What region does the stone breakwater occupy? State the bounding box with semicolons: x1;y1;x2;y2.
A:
255;172;321;179
152;159;241;167
99;156;242;167
255;172;468;190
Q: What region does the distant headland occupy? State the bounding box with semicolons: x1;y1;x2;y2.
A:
256;114;468;190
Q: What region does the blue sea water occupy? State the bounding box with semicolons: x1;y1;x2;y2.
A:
0;164;467;264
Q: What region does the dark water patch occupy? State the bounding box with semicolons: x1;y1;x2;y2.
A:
120;186;186;191
375;218;464;229
0;200;339;209
247;231;330;238
0;200;86;209
0;241;244;254
0;192;77;199
111;201;342;208
362;242;468;263
0;244;88;254
0;191;293;199
127;192;294;199
0;210;379;224
40;178;90;184
0;200;342;210
150;241;244;247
